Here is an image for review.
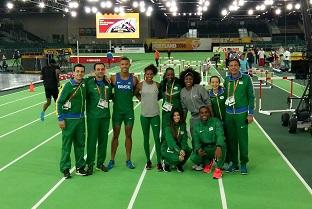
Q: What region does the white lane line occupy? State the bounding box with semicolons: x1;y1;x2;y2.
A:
0;111;55;139
31;102;141;209
127;146;156;209
218;179;228;209
0;92;44;107
254;119;312;195
0;101;44;119
0;132;61;172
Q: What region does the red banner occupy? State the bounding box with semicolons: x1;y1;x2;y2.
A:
69;56;121;64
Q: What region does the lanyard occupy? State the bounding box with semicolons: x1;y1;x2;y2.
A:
95;79;107;100
227;79;239;97
165;80;175;103
176;126;180;139
67;82;82;102
214;91;223;121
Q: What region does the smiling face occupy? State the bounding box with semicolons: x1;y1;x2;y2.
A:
210;77;220;90
120;59;131;73
172;111;181;124
73;66;85;82
94;64;106;80
199;106;210;121
145;69;154;82
228;60;240;77
184;75;194;88
165;69;174;82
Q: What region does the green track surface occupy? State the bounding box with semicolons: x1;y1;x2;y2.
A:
0;52;311;209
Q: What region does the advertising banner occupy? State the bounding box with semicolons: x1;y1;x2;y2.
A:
96;13;140;39
213;46;244;52
145;38;212;51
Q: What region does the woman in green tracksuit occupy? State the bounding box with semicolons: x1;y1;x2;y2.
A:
85;63;113;175
190;106;226;179
57;64;87;179
135;64;162;171
161;109;192;172
224;58;255;175
160;67;183;129
208;76;230;168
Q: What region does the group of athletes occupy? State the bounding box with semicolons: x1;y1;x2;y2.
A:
40;56;255;180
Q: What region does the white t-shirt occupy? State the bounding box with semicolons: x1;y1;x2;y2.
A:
258;50;265;59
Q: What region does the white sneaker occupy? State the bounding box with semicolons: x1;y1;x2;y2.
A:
192;164;203;171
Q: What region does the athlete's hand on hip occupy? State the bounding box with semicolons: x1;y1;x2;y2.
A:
58;120;65;129
247;115;254;124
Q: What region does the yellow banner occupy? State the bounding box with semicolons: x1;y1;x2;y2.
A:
145;38;202;51
43;48;72;55
96;13;140;39
211;37;251;43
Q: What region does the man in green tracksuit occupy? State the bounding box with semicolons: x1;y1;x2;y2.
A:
57;64;87;179
85;63;112;175
224;58;255;175
191;106;226;179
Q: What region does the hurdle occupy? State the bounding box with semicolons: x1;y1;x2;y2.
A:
258;76;295;115
159;63;182;74
251;69;273;89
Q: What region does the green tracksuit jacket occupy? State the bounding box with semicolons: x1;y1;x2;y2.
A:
57;78;86;173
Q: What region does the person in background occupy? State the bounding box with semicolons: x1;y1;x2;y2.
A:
224;58;255;175
258;48;265;67
107;57;139;170
246;49;254;69
283;48;291;69
161;109;192;172
56;64;87;179
107;50;114;68
239;53;249;74
167;49;171;59
135;64;162;171
40;59;61;121
85;63;113;175
190;106;225;179
154;49;160;67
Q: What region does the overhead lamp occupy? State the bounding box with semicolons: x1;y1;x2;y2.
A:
248;9;253;15
114;7;120;12
147;6;153;12
85;6;91;13
91;6;98;13
38;2;45;8
140;1;145;7
140;6;146;12
133;1;139;8
68;1;79;9
183;12;186;16
221;9;227;16
238;0;244;6
204;1;210;6
70;11;77;17
146;11;152;16
260;4;265;10
189;12;192;16
264;0;273;5
106;1;112;8
6;2;14;9
294;3;300;9
203;6;208;11
275;8;281;15
256;5;260;10
64;8;69;13
286;3;292;10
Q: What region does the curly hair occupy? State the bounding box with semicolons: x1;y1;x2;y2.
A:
179;67;201;88
144;64;158;75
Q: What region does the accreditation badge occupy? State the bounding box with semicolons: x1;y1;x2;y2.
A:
97;98;108;109
162;101;173;112
225;96;236;106
63;101;71;110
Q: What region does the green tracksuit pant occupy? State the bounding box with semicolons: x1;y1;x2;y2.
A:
161;111;170;143
190;146;226;168
161;144;192;166
140;115;161;163
225;112;249;166
60;118;86;172
86;117;110;167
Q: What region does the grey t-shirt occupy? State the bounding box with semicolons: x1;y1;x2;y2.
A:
180;84;211;119
141;81;160;117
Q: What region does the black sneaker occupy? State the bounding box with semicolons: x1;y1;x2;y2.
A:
96;164;108;172
86;166;93;176
145;161;152;170
176;165;184;173
76;167;87;176
63;169;71;179
157;163;163;172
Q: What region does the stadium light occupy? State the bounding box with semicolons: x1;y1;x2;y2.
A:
264;0;273;5
85;6;91;13
294;3;300;9
275;8;281;15
106;1;112;8
286;3;293;10
248;9;253;15
221;9;227;16
6;2;14;9
38;2;45;8
133;1;139;8
91;6;98;13
70;11;77;17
